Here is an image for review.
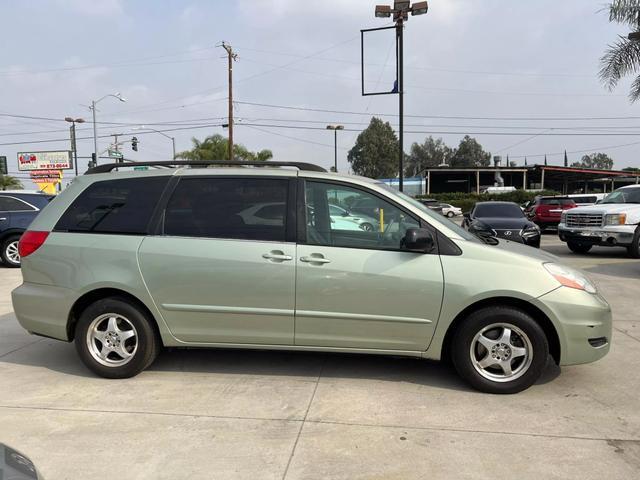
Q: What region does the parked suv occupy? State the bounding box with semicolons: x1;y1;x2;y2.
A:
12;161;611;394
0;191;53;267
525;196;577;230
558;185;640;257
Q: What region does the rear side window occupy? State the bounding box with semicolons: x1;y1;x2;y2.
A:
163;177;289;242
0;196;35;212
55;177;169;234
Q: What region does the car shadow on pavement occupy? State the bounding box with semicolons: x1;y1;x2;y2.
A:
0;326;561;392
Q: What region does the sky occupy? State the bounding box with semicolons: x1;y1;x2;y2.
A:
2;0;640;188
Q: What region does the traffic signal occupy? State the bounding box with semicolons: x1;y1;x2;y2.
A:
131;136;138;152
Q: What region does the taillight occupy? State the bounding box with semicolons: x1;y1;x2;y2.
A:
18;231;49;258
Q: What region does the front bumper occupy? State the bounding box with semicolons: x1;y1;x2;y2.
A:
533;287;612;366
558;223;635;246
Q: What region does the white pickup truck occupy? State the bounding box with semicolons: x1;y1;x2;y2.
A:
558;184;640;258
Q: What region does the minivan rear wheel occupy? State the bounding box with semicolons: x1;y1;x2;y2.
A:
75;297;160;378
451;306;549;394
1;235;21;268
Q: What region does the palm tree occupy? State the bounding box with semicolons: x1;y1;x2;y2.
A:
175;134;273;162
0;174;23;191
600;0;640;101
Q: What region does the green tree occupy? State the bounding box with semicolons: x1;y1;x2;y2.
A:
404;136;452;176
0;174;22;190
622;166;640;172
450;135;491;167
347;117;399;178
600;0;640;101
175;134;273;162
571;153;614;170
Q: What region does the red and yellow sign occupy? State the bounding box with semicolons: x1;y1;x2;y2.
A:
30;169;62;194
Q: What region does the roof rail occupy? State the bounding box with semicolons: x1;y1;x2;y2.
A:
86;160;327;174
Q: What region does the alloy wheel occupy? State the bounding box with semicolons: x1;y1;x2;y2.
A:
5;240;20;265
86;313;138;367
469;323;533;383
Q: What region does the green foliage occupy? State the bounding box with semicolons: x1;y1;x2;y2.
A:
0;174;23;191
622;166;640;172
450;135;491;167
571;153;614;170
600;1;640;101
416;190;559;213
175;134;273;162
347;117;399;178
405;136;453;176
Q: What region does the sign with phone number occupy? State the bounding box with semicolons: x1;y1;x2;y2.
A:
17;150;72;171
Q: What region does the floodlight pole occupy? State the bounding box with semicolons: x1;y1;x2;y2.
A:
397;19;404;192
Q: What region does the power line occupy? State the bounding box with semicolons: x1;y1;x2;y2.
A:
234;100;640;121
240;124;346;150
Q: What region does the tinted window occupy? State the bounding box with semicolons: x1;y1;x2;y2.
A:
0;196;35;212
474;203;523;218
539;198;574;206
55;177;169;234
163;177;288;242
305;181;420;250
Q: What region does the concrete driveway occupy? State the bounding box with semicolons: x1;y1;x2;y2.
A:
0;235;639;479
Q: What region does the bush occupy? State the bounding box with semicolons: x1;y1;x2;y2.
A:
416;190;559;213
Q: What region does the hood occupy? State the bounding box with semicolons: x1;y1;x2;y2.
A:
474;217;533;229
569;204;637;215
493;238;558;262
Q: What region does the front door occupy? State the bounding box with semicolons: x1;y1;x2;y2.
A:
139;176;296;345
295;180;444;351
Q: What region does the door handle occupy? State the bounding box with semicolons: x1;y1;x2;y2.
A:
262;251;293;262
300;254;331;265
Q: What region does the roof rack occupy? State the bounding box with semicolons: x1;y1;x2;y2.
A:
86;160;327;174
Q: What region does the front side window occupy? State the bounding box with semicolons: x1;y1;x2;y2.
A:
0;196;35;212
55;177;169;234
163;177;289;242
304;181;420;250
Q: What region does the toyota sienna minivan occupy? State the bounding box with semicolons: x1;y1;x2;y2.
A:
11;161;611;394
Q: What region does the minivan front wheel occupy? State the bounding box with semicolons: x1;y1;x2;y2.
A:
452;307;549;394
75;297;160;378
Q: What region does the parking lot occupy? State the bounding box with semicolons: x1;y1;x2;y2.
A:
0;234;639;479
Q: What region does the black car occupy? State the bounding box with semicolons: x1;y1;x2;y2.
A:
463;201;541;248
0;191;54;267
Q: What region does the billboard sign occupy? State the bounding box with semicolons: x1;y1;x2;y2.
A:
29;169;63;184
17;150;73;171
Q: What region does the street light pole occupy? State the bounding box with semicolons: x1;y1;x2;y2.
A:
64;117;85;176
326;125;344;172
373;1;428;192
89;93;127;167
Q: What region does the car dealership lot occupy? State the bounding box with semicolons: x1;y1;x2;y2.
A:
0;236;639;479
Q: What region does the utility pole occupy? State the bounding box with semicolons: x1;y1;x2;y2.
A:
221;42;237;161
397;19;404;191
326;125;344;172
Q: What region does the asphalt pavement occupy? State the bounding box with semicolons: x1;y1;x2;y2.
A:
0;233;638;479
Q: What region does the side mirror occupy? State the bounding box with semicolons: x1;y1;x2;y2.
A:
402;228;435;253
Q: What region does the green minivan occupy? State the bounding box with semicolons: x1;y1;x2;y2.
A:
11;161;611;394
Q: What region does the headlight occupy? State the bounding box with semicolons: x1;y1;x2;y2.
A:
604;213;627;225
544;263;597;293
472;221;496;236
560;210;567;222
521;224;540;237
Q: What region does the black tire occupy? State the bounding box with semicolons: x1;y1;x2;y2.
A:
627;227;640;259
451;306;549;394
567;241;592;254
74;297;160;379
1;235;21;268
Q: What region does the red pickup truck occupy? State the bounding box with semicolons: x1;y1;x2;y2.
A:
525;196;577;230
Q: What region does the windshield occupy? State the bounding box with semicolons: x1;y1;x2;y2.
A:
474;203;524;218
376;183;480;242
602;188;640;204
